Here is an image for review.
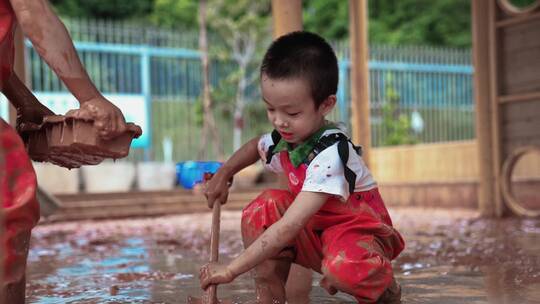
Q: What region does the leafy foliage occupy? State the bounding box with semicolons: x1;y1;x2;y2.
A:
52;0;473;47
303;1;349;41
303;0;472;48
50;0;153;20
150;0;199;28
380;75;417;146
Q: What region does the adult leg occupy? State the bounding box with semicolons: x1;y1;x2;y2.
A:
1;120;40;304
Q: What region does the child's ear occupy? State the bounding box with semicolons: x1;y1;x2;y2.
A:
319;95;337;116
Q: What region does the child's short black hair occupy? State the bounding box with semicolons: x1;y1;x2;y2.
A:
261;31;338;107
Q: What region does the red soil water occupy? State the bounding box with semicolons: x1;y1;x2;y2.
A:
27;208;540;303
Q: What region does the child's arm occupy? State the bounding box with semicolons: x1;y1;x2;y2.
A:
205;136;261;208
200;190;329;289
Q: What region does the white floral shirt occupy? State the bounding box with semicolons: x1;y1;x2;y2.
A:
257;128;377;201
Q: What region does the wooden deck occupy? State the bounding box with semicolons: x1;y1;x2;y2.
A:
46;188;263;222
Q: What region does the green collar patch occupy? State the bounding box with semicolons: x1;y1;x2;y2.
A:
273;123;338;167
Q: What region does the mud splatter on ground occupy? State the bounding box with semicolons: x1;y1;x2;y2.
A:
27;207;540;303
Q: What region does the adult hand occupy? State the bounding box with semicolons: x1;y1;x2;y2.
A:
2;72;54;138
204;170;231;208
199;262;235;290
16;103;55;143
16;102;54;131
65;97;127;139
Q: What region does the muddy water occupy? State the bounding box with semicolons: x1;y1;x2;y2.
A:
27;208;540;303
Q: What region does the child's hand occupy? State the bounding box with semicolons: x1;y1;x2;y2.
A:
199;262;235;290
204;170;231;208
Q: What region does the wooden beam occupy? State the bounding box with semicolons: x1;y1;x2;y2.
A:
271;0;303;38
471;0;496;216
498;91;540;104
496;10;540;27
48;189;261;222
348;0;371;167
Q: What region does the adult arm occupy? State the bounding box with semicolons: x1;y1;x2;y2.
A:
9;0;127;138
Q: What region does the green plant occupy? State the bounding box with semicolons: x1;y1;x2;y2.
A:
381;75;417;146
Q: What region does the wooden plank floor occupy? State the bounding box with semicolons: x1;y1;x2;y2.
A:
47;188;266;222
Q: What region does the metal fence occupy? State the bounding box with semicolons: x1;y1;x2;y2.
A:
333;41;474;146
23;18;474;161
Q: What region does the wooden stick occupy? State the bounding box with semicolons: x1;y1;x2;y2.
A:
203;201;221;304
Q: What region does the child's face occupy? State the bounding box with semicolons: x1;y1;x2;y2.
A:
261;75;335;145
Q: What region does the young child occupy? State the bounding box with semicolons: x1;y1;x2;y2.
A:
200;31;405;304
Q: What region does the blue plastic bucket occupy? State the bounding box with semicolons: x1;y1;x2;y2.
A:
177;161;222;189
175;162;185;185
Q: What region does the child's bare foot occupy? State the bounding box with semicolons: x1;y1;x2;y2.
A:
378;279;401;304
319;277;338;295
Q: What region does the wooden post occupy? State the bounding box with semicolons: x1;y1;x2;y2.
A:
272;0;302;187
348;0;371;167
471;0;496;216
271;0;302;192
271;2;313;300
271;1;301;188
271;0;303;38
487;0;504;217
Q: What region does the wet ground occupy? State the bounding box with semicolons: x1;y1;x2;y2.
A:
27;207;540;303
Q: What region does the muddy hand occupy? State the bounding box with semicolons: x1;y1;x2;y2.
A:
65;96;127;139
16;103;55;133
199;262;235;290
16;105;54;145
2;72;55;138
204;172;232;209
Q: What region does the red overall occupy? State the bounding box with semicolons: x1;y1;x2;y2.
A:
1;0;41;301
242;152;405;303
0;0;15;87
